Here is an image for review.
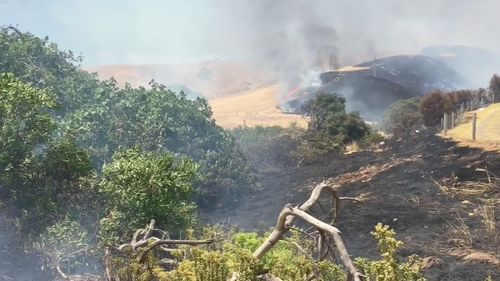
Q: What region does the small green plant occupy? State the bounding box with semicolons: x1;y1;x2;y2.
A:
355;223;426;281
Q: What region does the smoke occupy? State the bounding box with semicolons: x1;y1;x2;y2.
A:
4;0;500;99
204;0;500;97
215;1;339;97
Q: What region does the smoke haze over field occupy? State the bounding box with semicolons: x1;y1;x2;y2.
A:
2;0;500;67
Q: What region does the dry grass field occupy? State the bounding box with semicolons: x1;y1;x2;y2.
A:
209;84;308;129
445;103;500;152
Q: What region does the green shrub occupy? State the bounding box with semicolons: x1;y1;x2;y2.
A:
355;223;425;281
382;97;422;135
100;148;197;243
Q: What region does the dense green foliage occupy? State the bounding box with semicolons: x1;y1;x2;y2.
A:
0;26;254;211
100;148;197;243
382;97;422;135
0;73;94;235
301;93;370;143
65;81;254;207
0;26;253;279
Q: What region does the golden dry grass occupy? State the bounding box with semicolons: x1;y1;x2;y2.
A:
444;103;500;152
209;84;308;129
336;66;371;72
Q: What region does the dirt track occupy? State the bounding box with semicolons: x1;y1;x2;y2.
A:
205;131;500;280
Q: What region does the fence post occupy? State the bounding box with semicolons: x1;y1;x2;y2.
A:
443;113;448;135
472;113;477;141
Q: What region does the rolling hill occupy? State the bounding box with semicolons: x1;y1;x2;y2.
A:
284;55;472;121
86;60;277;99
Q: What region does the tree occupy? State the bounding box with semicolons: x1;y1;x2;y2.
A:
0;73;93;234
419;90;452;126
382;98;422;135
0;73;57;230
301;93;346;131
100;148;197;242
301;93;369;143
0;26;255;208
489;74;500;103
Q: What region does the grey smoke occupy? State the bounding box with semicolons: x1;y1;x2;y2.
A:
207;0;500;92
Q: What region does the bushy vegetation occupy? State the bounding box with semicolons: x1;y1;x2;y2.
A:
232;93;380;166
99;148;198;243
0;26;254;209
385;84;494;133
0;26;253;279
301;93;370;143
231;124;342;166
418;88;490;127
110;224;425;281
382;97;422;135
0;26;426;280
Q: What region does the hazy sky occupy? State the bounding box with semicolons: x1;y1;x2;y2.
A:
1;0;499;67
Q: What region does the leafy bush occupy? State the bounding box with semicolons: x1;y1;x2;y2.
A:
35;218;100;278
0;73;95;235
100;148;197;242
231;125;341;166
355;223;425;281
382;97;422;135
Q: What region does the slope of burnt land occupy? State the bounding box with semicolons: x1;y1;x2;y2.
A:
282;55;474;121
204;131;499;280
284;75;416;120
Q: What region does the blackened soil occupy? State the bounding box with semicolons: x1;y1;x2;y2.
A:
204;131;500;281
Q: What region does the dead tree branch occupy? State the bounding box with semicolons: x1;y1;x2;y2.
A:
56;248;101;281
254;205;363;281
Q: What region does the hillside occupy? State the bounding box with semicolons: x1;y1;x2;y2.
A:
284;74;416;121
86;60;277;99
422;45;500;87
204;132;500;280
209;84;307;128
446;103;500;152
284;55;472;121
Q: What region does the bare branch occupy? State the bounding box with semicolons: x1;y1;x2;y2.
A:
254;206;363;281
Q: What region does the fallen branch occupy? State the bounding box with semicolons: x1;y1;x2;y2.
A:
138;238;214;262
56;248;101;281
254;205;363;281
285;181;364;227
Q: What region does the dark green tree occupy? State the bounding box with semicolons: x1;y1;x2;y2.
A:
300;93;369;143
301;93;346;131
0;73;93;234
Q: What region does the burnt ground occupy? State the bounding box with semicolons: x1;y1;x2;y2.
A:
203;131;500;281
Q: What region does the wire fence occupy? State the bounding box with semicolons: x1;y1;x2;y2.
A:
441;94;496;141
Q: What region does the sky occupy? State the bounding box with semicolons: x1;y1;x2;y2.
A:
1;0;500;67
